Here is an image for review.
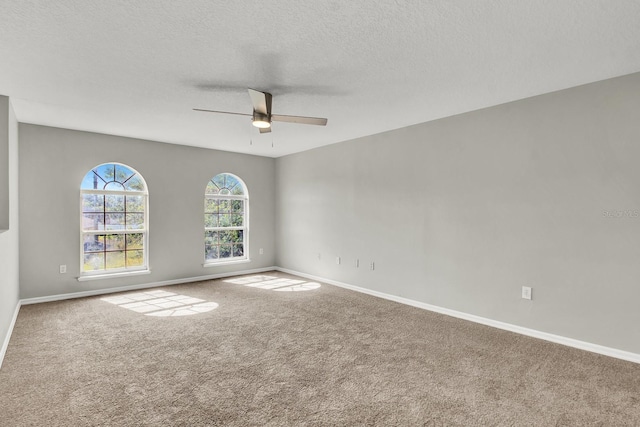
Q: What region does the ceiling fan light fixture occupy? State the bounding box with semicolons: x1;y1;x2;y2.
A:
252;119;271;129
252;112;271;128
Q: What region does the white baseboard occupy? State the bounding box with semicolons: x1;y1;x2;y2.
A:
0;301;21;369
20;266;277;305
276;267;640;365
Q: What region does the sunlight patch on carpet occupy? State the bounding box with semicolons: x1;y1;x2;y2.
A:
101;290;218;316
224;275;321;291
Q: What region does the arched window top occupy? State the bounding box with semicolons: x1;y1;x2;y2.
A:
206;173;246;196
81;163;147;193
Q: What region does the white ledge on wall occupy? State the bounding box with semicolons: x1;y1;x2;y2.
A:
77;269;151;282
203;258;251;268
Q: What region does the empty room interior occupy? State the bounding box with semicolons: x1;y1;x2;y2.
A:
1;1;640;425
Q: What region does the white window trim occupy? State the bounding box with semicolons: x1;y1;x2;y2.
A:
80;166;149;279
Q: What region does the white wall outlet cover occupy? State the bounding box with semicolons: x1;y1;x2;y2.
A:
522;286;532;300
59;265;67;274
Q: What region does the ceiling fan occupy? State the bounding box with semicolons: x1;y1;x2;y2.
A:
193;88;328;133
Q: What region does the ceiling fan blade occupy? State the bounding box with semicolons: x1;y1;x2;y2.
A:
248;89;272;115
193;108;251;117
259;127;271;134
271;114;328;126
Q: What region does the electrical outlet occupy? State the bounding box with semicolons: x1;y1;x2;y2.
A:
59;265;67;274
355;259;359;268
259;248;264;255
370;262;375;271
522;286;532;300
336;257;341;265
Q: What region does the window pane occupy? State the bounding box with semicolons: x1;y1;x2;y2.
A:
204;199;219;213
94;164;115;183
213;174;226;189
124;175;145;191
81;171;105;190
205;231;218;245
218;214;231;227
126;213;144;230
104;181;125;191
115;165;133;183
105;195;125;212
225;174;238;188
231;185;244;195
219;244;232;258
218;200;231;213
106;251;126;269
82;213;104;231
219;231;233;243
205;245;219;260
220;230;242;243
126;250;144;267
105;213;125;230
106;234;125;251
233;244;244;257
83;253;104;271
126;233;144;250
82;194;104;212
231;214;243;227
204;214;217;228
83;234;105;252
205;181;220;195
126;195;144;212
231;200;243;213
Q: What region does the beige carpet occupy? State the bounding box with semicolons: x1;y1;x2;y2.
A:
1;271;639;426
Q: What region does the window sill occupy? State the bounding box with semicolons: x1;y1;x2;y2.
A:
77;269;151;282
203;258;251;268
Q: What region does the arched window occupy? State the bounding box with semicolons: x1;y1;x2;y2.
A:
204;173;248;264
80;163;148;277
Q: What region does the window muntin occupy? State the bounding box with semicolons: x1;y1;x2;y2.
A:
204;173;248;264
81;163;148;276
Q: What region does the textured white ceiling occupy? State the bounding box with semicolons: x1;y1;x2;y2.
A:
1;1;640;157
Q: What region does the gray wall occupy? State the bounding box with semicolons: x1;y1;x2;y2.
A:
19;125;276;299
0;96;19;355
276;72;640;354
0;96;9;231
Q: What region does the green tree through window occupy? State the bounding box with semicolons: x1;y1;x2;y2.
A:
205;173;248;263
80;163;148;275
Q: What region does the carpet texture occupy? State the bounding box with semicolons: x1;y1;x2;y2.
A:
1;271;639;426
